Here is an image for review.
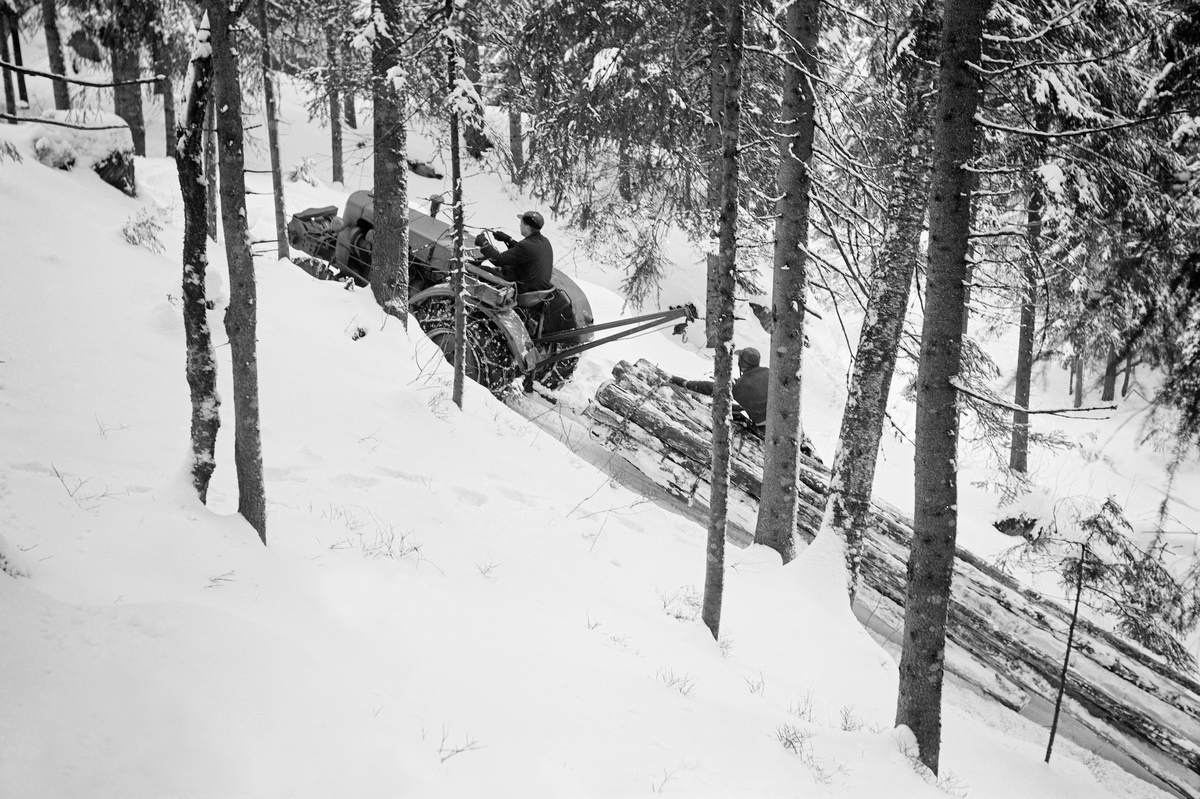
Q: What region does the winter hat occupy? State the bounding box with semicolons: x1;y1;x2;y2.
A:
518;211;545;230
737;348;761;369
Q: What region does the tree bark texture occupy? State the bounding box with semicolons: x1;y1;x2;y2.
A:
341;35;356;129
701;0;744;641
822;0;939;600
1102;344;1119;402
754;0;820;563
9;13;27;103
204;92;218;242
257;0;288;260
705;0;727;211
174;14;220;503
112;45;146;156
371;0;410;327
508;108;523;183
153;39;176;154
1;12;16;120
460;0;489;159
505;63;524;184
446;0;467;408
587;358;1200;797
326;28;344;184
211;0;267;543
1073;351;1084;407
896;0;992;774
40;0;71;110
618;135;633;202
1010;188;1040;472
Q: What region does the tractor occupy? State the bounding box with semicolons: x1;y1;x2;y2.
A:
287;190;695;395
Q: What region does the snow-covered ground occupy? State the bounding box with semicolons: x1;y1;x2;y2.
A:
1;25;1196;799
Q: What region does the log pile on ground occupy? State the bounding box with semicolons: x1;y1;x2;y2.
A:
585;358;1200;798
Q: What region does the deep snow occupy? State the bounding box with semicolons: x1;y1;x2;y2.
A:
1;25;1196;799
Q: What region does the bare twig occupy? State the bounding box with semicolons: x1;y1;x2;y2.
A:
0;59;164;86
950;376;1116;416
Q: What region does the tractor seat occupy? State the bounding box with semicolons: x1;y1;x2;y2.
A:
294;205;339;221
516;289;557;309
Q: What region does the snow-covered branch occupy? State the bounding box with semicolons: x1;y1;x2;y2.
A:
973;112;1163;140
950;376;1116;416
0;59;163;87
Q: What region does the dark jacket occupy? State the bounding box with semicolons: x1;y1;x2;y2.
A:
480;232;554;293
682;365;771;426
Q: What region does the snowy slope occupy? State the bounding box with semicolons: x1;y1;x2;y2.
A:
0;25;1193;799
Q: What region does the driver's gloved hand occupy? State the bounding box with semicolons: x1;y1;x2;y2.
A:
493;230;514;244
473;231;491;248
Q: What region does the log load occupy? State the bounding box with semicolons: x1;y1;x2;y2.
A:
585;359;1200;798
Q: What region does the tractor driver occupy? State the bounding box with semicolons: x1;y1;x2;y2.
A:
474;210;554;294
474;211;576;342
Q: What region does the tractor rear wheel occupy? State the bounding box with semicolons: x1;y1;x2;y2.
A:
533;348;579;390
412;296;519;395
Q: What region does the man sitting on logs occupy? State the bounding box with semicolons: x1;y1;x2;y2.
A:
670;347;770;435
670;348;821;461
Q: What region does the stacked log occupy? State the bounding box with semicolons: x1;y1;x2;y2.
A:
586;359;1200;798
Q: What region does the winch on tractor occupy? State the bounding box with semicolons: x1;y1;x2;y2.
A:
287;190;696;395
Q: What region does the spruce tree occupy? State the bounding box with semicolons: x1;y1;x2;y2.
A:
754;0;821;563
896;0;993;772
210;0;267;543
369;0;410;326
819;0;940;597
701;0;744;641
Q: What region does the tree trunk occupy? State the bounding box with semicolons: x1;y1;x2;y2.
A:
9;13;27;104
211;0;267;543
325;27;344;184
508;108;523;183
1101;343;1119;402
1122;358;1132;397
1010;188;1040;472
371;0;409;327
41;0;71;110
754;0;820;563
705;0;727;210
504;60;524;184
896;0;992;774
960;172;981;335
204;92;218;242
445;0;467;407
153;39;176;154
112;45;146;156
1073;350;1084;408
0;12;15;121
821;0;938;598
340;35;356;129
257;0;288;260
618;134;633;201
701;0;743;641
174;12;220;502
460;1;489;159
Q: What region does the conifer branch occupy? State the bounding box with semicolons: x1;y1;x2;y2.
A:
0;59;163;86
973;112;1166;139
950;376;1117;416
